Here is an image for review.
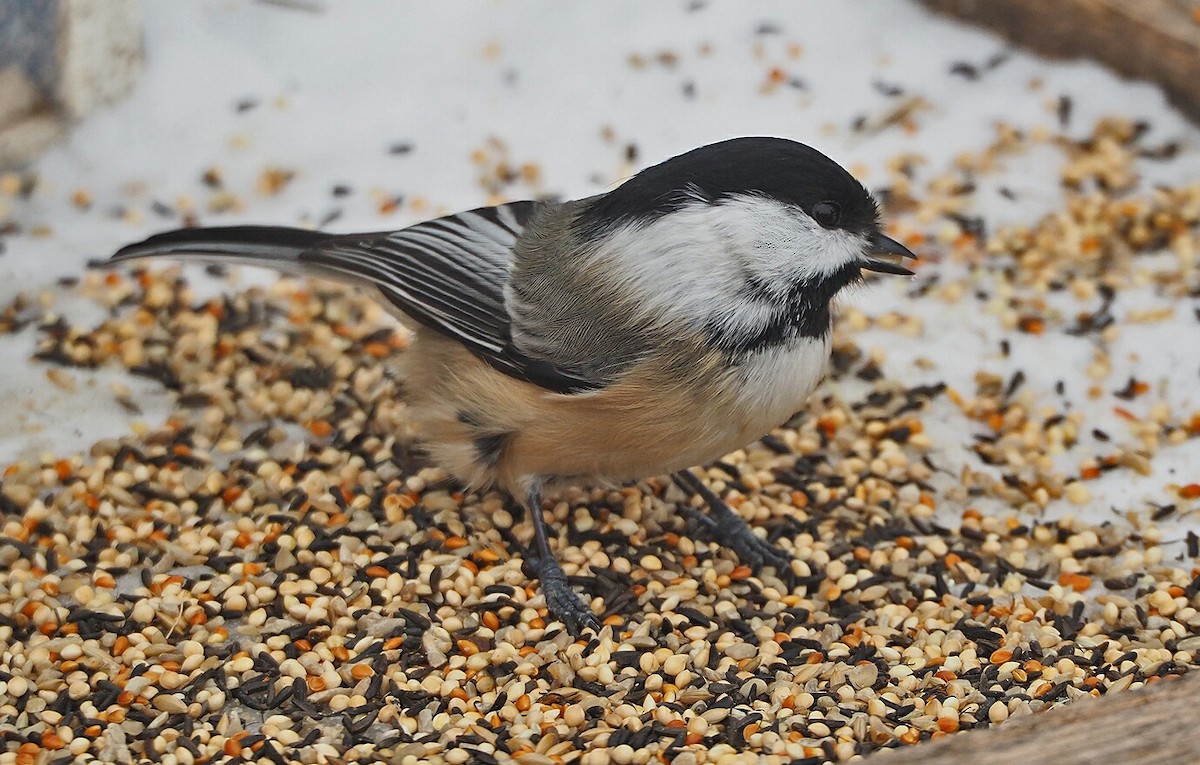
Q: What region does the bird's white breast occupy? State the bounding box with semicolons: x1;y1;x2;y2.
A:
729;335;831;434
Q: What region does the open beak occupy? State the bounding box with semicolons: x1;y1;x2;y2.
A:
861;231;917;276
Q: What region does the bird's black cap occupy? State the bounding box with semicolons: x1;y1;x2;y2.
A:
578;136;879;236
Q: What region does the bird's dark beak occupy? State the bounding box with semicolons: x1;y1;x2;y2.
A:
861;230;917;276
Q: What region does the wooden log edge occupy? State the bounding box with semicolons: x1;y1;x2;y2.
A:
918;0;1200;124
868;670;1200;764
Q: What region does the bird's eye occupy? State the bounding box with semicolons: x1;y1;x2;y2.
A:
810;200;841;228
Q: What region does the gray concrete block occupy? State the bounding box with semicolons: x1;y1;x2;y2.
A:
58;0;143;121
0;0;142;167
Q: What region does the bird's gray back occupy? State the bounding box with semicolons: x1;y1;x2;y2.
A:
505;201;664;387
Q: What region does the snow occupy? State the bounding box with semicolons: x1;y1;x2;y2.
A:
1;0;1198;537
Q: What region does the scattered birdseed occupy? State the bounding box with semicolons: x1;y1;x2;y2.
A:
2;56;1200;765
257;167;297;197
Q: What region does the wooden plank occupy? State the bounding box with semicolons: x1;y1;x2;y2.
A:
918;0;1200;123
869;671;1200;764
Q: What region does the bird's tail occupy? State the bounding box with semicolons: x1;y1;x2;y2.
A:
107;226;332;279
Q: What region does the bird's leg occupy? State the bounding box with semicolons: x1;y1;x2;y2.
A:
523;481;600;636
672;469;792;573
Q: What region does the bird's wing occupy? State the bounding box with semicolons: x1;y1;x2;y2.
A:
301;202;602;394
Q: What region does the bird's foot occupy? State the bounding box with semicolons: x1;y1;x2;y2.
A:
712;510;792;573
529;556;600;637
674;470;794;577
684;503;792;573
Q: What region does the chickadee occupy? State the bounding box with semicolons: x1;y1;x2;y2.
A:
110;137;915;634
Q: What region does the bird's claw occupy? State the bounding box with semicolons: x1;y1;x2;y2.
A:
530;557;600;636
717;516;793;574
680;488;794;578
680;503;718;531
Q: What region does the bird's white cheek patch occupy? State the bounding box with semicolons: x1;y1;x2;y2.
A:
714;196;867;285
800;228;868;281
